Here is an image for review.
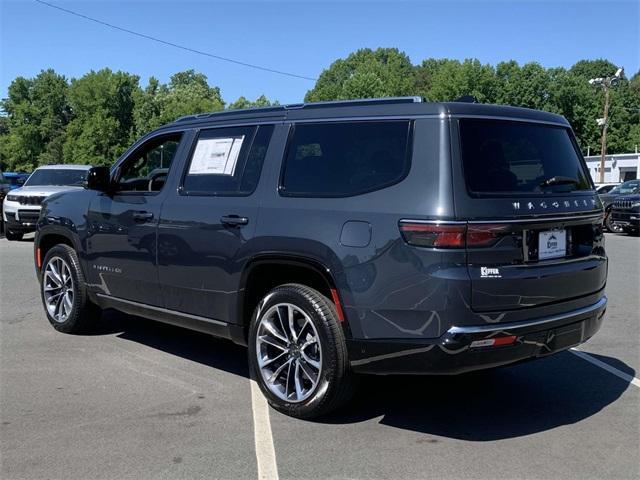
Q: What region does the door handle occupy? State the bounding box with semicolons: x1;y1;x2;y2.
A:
221;215;249;227
132;211;154;222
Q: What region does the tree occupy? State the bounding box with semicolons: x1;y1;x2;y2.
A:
228;94;275;110
305;48;415;101
0;69;70;171
423;59;498;103
133;70;225;136
63;69;139;166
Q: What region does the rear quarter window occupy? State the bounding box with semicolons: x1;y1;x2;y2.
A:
459;119;591;195
280;121;412;197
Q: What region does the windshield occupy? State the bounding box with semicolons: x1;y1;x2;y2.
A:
609;182;640;195
24;169;88;187
460;119;591;194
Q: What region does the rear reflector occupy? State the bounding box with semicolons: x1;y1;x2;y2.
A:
330;288;346;323
399;221;510;248
36;247;42;269
470;335;517;348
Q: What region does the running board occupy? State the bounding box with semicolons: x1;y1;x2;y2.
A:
95;293;239;341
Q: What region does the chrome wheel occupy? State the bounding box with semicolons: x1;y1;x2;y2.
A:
43;256;74;323
255;303;322;403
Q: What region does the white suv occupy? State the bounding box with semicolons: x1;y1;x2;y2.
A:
2;165;92;241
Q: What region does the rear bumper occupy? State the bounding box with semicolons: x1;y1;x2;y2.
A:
347;296;606;375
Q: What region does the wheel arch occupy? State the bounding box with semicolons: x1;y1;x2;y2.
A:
235;254;350;344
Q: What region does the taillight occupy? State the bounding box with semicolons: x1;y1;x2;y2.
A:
399;221;509;248
466;224;510;247
399;222;466;248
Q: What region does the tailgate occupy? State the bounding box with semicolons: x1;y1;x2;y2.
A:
467;213;606;312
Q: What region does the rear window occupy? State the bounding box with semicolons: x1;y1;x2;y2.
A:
459;119;591;195
281;121;411;197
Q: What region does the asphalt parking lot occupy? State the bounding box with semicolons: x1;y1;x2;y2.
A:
1;232;638;480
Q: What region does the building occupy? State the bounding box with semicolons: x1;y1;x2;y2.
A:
584;152;640;184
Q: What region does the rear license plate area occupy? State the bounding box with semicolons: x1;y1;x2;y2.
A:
538;229;567;260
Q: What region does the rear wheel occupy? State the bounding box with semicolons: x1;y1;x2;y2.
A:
5;230;23;241
248;283;356;419
40;244;101;333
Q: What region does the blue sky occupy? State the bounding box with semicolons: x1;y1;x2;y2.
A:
1;0;639;104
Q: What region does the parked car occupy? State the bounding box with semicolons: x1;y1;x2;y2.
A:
3;172;31;190
0;171;11;234
610;194;640;235
2;165;92;241
34;98;607;418
594;183;619;195
599;180;640;232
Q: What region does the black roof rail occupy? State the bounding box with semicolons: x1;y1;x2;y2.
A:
171;96;425;124
288;96;424;110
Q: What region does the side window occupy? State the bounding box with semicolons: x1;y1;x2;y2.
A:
182;125;273;196
116;134;183;192
281;121;411;197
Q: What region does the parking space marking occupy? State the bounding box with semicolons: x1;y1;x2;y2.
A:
250;377;279;480
571;349;640;388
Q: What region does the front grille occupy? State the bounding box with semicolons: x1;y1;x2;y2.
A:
17;209;40;222
613;199;638;209
15;195;45;206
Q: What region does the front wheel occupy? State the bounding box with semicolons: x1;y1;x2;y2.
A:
40;244;101;333
248;283;356;419
604;211;623;233
5;229;23;241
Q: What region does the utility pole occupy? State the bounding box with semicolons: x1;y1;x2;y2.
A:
589;67;624;183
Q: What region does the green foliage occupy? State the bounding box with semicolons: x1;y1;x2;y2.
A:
62;69;139;166
228;94;274;110
304;48;415;101
0;56;638;172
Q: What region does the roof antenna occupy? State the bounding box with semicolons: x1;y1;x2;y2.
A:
455;95;478;103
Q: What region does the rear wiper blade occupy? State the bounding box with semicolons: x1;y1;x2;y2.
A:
539;176;580;188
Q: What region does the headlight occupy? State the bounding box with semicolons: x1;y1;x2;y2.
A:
6;194;19;202
632;201;640;208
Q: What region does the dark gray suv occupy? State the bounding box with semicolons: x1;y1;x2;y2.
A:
34;97;607;418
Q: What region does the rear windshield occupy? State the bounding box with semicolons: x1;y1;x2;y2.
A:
25;169;88;187
460;119;592;194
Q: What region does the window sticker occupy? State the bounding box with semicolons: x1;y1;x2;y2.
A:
188;136;245;175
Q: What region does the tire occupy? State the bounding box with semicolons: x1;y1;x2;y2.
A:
5;230;23;241
248;283;356;419
40;244;101;333
604;211;623;233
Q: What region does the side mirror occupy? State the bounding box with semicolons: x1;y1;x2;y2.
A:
86;166;112;192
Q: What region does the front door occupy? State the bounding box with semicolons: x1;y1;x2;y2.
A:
85;131;187;306
157;124;275;321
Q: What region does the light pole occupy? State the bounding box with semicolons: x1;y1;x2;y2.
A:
589;67;624;183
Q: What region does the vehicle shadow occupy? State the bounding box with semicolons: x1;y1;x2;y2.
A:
323;351;634;440
97;310;634;441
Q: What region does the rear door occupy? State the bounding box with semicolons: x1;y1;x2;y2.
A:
157;124;275;321
451;118;607;312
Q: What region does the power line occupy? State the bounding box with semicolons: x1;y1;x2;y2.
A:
34;0;318;82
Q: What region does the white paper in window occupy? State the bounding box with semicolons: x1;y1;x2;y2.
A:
188;136;245;175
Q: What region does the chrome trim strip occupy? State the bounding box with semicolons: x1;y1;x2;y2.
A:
399;219;466;225
95;293;227;326
447;297;606;334
467;212;603;224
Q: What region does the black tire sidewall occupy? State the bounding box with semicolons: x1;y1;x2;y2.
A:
248;285;346;418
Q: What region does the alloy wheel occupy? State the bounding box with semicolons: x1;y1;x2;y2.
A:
255;303;322;403
43;256;74;323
